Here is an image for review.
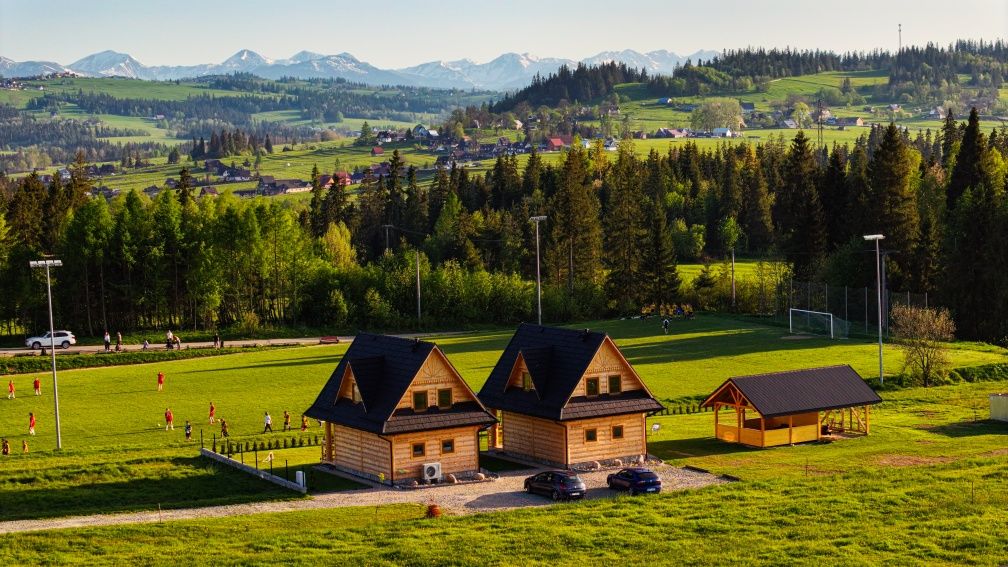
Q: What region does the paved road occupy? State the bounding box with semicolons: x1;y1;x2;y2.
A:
0;336;338;357
0;465;725;534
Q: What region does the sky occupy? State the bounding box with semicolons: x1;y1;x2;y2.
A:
1;0;1006;68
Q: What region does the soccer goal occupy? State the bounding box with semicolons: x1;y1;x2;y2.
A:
789;308;847;339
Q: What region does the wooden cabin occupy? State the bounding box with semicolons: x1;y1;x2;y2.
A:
478;324;664;467
304;334;496;484
701;365;882;448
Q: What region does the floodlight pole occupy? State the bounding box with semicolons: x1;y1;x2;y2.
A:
530;216;547;325
30;259;63;449
864;235;885;385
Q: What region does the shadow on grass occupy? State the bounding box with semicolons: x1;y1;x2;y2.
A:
183;354;343;374
0;456;298;522
927;419;1008;438
648;437;760;460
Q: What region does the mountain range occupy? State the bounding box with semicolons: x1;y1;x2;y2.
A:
0;48;718;90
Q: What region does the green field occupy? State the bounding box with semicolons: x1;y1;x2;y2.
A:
0;315;1006;563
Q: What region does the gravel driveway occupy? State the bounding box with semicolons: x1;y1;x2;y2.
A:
0;465;725;534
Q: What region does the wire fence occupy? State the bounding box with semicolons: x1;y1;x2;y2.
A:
777;280;931;337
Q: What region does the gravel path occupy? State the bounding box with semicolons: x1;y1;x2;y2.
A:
0;465;725;534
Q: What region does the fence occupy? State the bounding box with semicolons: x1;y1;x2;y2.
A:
200;448;307;493
780;280;932;337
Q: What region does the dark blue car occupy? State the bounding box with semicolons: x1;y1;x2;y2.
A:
523;471;586;501
606;467;662;495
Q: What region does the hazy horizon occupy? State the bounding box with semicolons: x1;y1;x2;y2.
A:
1;0;1005;68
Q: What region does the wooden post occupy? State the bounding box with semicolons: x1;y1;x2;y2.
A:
760;415;765;447
788;415;794;445
714;403;719;438
865;405;871;435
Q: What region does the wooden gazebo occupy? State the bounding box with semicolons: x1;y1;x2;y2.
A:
700;365;882;448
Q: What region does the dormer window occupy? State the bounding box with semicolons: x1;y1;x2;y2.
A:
522;371;533;391
586;377;599;397
608;375;622;395
413;391;428;411
437;388;453;409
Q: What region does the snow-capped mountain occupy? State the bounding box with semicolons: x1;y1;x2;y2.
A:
1;48;718;90
400;52;577;90
69;50;148;79
0;56;74;77
581;49;719;74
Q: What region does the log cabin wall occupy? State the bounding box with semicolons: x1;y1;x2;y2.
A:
565;413;647;464
390;425;481;479
501;411;567;465
327;423;391;482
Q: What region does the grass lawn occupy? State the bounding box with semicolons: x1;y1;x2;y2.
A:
0;317;1005;562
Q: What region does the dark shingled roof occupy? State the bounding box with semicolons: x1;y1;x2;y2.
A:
478;324;664;421
702;365;882;418
304;334;496;434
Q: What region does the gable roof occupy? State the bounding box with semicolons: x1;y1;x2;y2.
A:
702;365;882;418
305;334;495;434
478;324;663;420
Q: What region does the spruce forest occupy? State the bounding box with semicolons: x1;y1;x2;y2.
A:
2;106;1006;342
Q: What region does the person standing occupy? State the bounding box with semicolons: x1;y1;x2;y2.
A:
1;439;9;456
22;439;28;453
28;412;35;436
33;377;41;396
184;420;192;441
662;318;670;334
166;329;174;350
103;330;111;352
115;331;122;352
283;410;291;431
300;415;309;431
157;371;165;392
263;412;273;433
7;379;14;399
164;408;174;431
208;402;216;424
220;419;229;438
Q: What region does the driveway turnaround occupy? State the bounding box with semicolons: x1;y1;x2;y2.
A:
0;465;725;534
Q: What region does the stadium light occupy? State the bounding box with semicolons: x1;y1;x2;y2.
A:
863;234;885;385
29;258;63;449
530;216;547;325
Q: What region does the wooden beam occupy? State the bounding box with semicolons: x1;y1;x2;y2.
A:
788;414;793;445
865;405;871;435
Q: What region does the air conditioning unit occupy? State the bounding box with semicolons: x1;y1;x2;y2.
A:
422;462;442;482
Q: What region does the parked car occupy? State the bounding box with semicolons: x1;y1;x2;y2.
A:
606;467;662;495
523;471;586;501
25;330;76;350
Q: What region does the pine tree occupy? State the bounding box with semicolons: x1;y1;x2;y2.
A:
947;108;985;210
640;193;680;307
264;135;273;154
309;164;325;238
603;140;645;312
739;146;773;252
867;123;921;290
402;166;428;246
940;109;959;169
775;131;826;279
546;145;603;291
820;145;848;248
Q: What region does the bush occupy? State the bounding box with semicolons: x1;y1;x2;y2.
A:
238;311;260;338
955;363;1008;383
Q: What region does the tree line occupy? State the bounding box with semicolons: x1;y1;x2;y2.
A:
1;109;1007;341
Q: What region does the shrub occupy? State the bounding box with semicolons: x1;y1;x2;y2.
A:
0;345;284;375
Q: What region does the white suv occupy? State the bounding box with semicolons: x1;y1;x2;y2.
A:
26;330;76;350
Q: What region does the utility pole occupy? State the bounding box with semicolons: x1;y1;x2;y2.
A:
415;250;421;326
381;224;393;254
530;216;547;325
30;259;63;449
863;234;885;385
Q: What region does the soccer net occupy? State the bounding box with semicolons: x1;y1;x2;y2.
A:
789;308;849;339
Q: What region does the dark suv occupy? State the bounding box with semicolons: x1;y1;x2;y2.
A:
523;471;586;501
606;467;662;495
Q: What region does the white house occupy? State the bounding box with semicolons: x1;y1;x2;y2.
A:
712;127;733;138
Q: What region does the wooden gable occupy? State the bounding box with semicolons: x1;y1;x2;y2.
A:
570;337;651;398
394;347;479;411
702;381;753;410
335;365;363;406
505;352;535;393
